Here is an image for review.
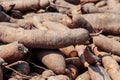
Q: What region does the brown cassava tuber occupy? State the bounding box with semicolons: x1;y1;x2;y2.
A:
0;26;90;49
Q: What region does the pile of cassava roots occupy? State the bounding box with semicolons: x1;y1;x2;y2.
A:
0;0;120;80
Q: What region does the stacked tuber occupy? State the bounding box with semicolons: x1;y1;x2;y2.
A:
0;0;119;80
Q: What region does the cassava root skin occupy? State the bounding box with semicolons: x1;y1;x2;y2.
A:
0;0;50;12
36;49;66;74
82;13;120;34
91;45;120;80
101;52;120;80
0;41;28;63
88;65;111;80
1;0;120;79
0;26;90;49
93;34;120;56
59;46;77;58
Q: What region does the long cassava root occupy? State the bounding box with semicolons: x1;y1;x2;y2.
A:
0;26;90;49
0;0;50;12
93;34;120;56
82;13;120;34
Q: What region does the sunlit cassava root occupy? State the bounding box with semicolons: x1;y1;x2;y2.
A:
15;13;73;29
81;0;120;15
107;0;120;12
81;3;106;14
82;13;120;34
107;35;120;42
36;49;66;74
93;34;120;56
81;3;120;14
91;44;120;63
1;0;120;80
0;0;50;12
3;12;93;32
107;0;120;9
14;13;94;32
0;26;90;49
0;41;28;63
92;47;120;80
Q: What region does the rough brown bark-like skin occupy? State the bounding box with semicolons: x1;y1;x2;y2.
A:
43;21;69;31
91;44;120;63
16;13;94;32
107;35;120;42
0;42;28;63
24;13;72;27
82;13;120;34
102;52;120;80
93;34;120;56
36;49;66;74
81;3;106;14
0;0;50;12
92;47;120;80
107;0;120;9
70;14;95;33
0;26;90;49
